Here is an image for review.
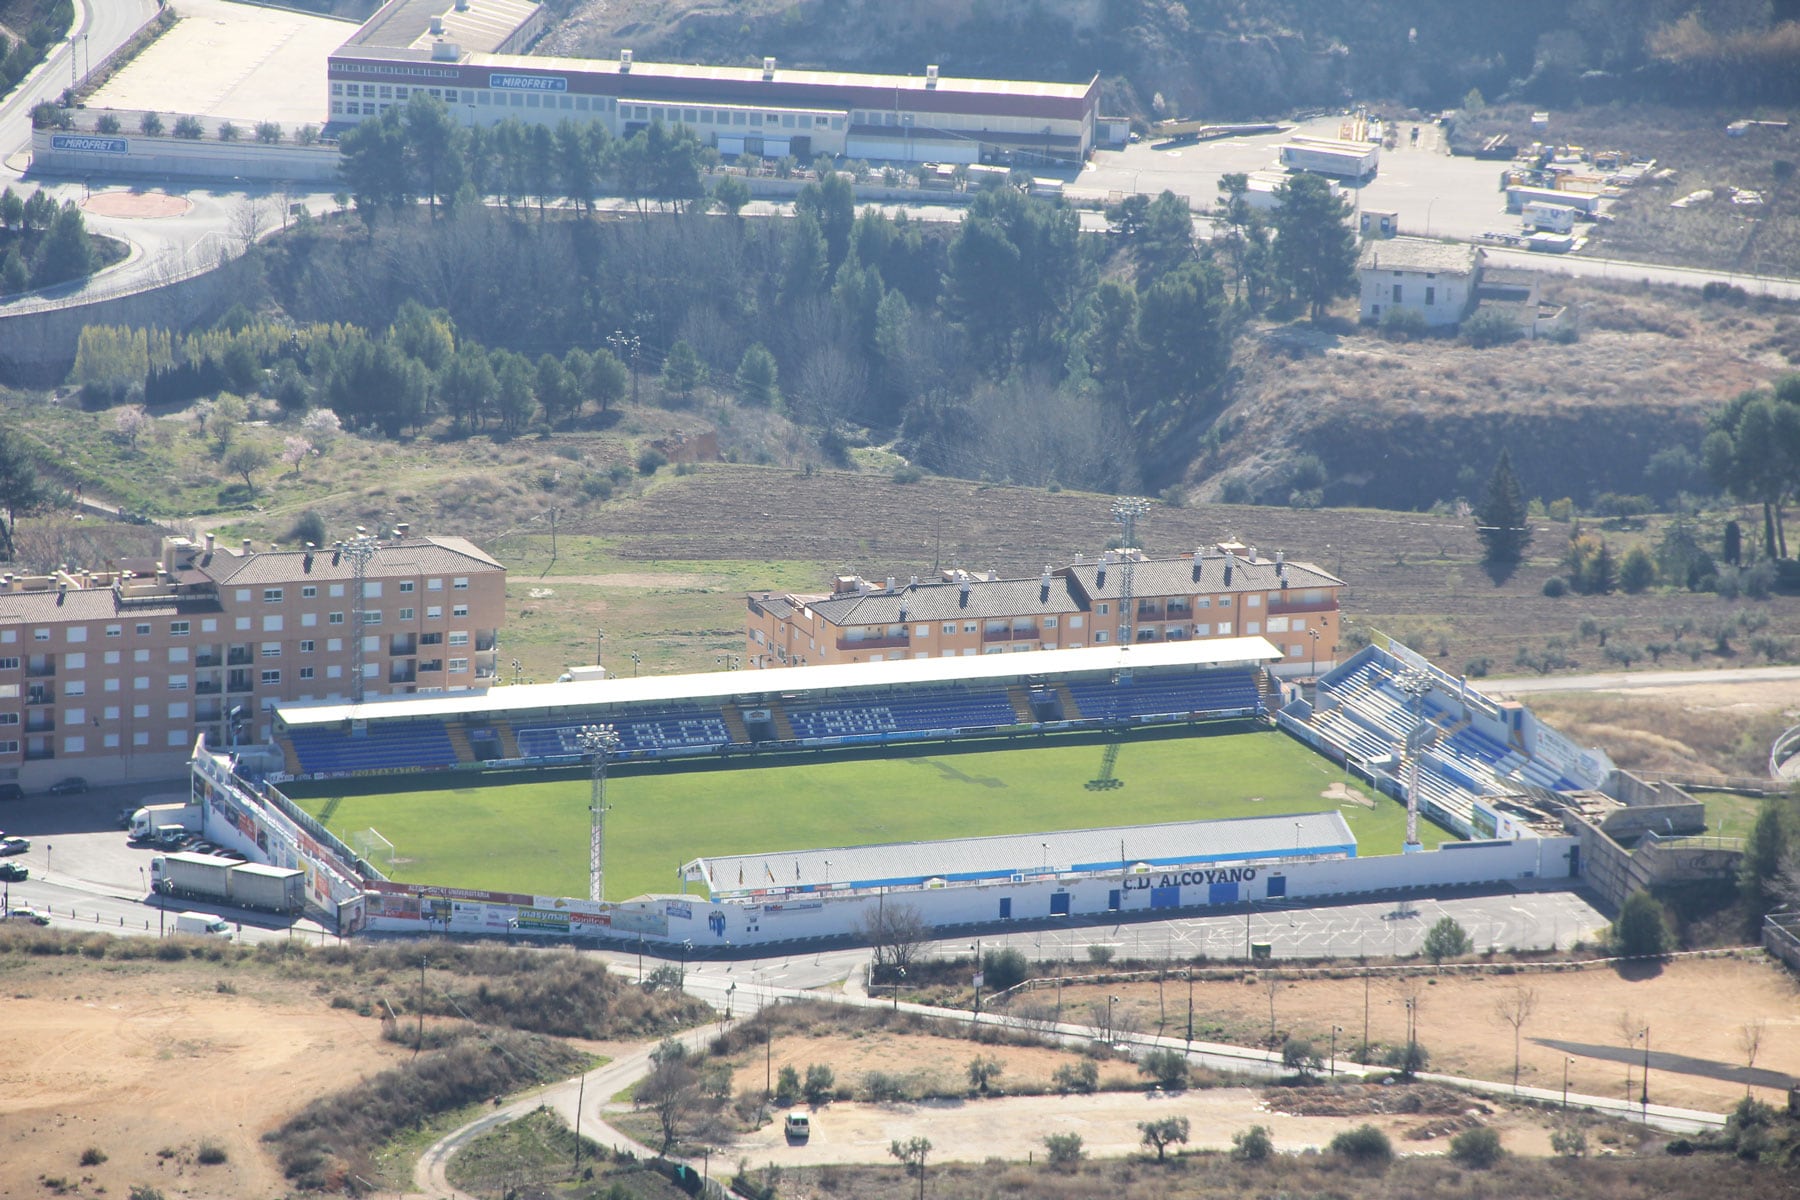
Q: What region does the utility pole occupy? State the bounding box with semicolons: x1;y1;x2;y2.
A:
576;725;620;903
415;954;426;1058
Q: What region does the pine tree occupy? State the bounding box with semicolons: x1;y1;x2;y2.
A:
1475;448;1532;566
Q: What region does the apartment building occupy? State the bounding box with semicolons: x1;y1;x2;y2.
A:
746;543;1344;678
0;532;505;787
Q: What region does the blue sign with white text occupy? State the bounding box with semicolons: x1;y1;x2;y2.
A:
51;134;128;154
489;73;567;92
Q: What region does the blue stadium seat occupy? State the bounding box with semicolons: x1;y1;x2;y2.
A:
289;721;460;775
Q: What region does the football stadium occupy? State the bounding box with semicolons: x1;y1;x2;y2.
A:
176;631;1626;945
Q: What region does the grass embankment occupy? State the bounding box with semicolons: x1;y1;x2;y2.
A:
290;725;1453;899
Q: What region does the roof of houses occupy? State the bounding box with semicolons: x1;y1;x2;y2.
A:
197;537;504;586
1358;237;1482;276
343;0;541;53
1060;554;1342;604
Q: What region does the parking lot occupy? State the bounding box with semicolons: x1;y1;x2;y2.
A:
1075;114;1542;243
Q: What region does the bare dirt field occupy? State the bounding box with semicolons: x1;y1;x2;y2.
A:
1051;953;1800;1114
0;957;405;1199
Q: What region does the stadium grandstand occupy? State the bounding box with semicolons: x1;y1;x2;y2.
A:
1278;640;1614;839
683;811;1357;900
271;638;1280;779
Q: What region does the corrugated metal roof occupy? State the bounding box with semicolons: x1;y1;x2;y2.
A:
276;636;1282;727
690;811;1358;896
201;536;502;586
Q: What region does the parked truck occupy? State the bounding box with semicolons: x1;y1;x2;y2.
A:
1278;136;1380;181
174;911;233;937
151;852;305;915
1521;200;1578;234
129;803;200;841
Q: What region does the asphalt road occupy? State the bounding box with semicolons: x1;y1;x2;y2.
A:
1482;664;1800;695
0;0;160;168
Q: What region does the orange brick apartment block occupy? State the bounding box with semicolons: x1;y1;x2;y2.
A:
0;532;505;786
747;542;1343;676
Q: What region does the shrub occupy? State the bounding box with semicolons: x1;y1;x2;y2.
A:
1052;1059;1098;1094
139;112;164;136
128;1189;165;1200
636;447;667;475
217;121;241;141
966;1054;1004;1094
1423;916;1472;965
1612;891;1670;958
173;115;204;139
1329;1124;1393;1164
196;1142;228;1165
1542;577;1567;597
1043;1132;1085;1171
892;464;922;484
95;113;121;134
982;947;1029;991
775;1064;800;1105
802;1064;835;1106
1449;1126;1502;1168
79;1147;107;1166
1232;1124;1273;1162
1139;1047;1190;1090
1085;944;1115;966
1551;1125;1588;1158
1379;307;1429;341
1463;309;1522;348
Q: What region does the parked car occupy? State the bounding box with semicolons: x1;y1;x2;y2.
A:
4;907;48;925
116;808;137;830
0;837;29;857
0;862;26;882
192;841;218;856
0;783;22;802
48;777;88;795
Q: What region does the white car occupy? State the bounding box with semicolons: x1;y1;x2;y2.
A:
4;907;49;925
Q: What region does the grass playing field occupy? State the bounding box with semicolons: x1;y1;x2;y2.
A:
288;725;1456;901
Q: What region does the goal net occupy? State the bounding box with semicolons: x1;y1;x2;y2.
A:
349;827;396;872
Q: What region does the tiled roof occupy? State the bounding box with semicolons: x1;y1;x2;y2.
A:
199;537;504;586
1063;555;1342;603
809;576;1085;625
1358;236;1481;276
0;589;179;622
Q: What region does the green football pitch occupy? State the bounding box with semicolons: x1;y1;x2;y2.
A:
287;726;1455;901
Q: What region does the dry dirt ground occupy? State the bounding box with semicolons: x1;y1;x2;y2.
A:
0;958;407;1199
1052;953;1800;1114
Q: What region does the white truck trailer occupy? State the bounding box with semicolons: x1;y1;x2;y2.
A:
152;852;305;915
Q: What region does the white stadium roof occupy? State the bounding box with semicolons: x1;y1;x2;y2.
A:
684;810;1356;898
276;637;1282;728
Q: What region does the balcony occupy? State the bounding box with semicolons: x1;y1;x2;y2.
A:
389;634;417;657
227;649;253;666
1135;605;1164;620
836;633;910;651
476;633;497;652
23;745;53;761
227;672;254;693
196;680;222;695
982;626;1039;643
1266;596;1339;617
24;715;54;733
24;662;54;678
389;662;417;684
196;702;223;722
420;632;443;647
419;659;444;673
25;688;53;706
195;654;221;668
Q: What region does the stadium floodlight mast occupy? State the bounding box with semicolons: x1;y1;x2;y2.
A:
1109;496;1152;649
1395;670;1433;853
576;724;622;903
341;528;381;704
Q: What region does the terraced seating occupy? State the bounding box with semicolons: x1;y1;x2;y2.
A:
1063;672;1260;721
288;721;459;775
785;688;1017;739
515;707;731;758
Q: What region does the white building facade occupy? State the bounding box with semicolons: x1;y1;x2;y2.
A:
1358;237;1484;327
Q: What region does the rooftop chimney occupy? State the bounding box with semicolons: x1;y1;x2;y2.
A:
1248;545;1258;563
1276;549;1285;569
242;538;252;556
925;64;939;89
909;574;919;587
430;38;460;61
619;48;632;72
429;15;444;34
886;576;896;592
762;56;776;80
959;577;971;607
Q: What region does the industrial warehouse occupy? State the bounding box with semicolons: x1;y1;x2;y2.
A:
329;0;1104;164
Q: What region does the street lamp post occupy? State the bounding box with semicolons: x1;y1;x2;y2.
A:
1308;627;1320;678
1331;1025;1342;1078
970;938;984;1022
1107;993;1120;1041
631;651;641;677
1641;1026;1651;1121
1185;971;1194;1047
1563;1056;1574;1108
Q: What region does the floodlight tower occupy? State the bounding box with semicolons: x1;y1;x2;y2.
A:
342;527;380;704
576;724;622;903
1395;670;1432;854
1110;496;1152;648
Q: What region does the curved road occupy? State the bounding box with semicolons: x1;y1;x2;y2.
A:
1482;663;1800;696
409;964;1727;1198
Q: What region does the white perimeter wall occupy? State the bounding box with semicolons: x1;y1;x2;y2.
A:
362;835;1577;948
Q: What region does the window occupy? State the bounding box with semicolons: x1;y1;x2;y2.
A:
104;679;119;692
170;621;189;636
301;613;317;627
167;730;186;747
65;652;85;670
426;606;442;620
103;651;119;665
1246;622;1260;634
201;619;217;633
300;640;315;653
1097;603;1110;615
327;665;342;679
63;685;83;701
0;713;15;726
300;666;314;680
1265;617;1290;633
942;623;956;634
452;604;468;618
167;647;187;663
0;658;15;670
264;588;284;602
1218;622;1232;636
428;578;443;590
448;632;469;647
1044;617;1058;629
448;658;469;673
105;625;121;638
394;607;414;622
234;618;249;631
1246;594;1261;607
133;649;149;663
1095;631;1110;643
234;589;251;603
63;735;85;754
262;643;281;658
362;582;382;599
399;581;415;593
915;624;928;637
104;706;119;720
1069;616;1084;629
329;584;345;597
453;577;469;589
1219;597;1232;607
134;677;149;691
1194;623;1211;636
261;669;281;685
327;639;342;652
363;610;382;625
33;629;48;641
329;612;345;625
302;585;317;599
1425;285;1436;306
168;674;188;690
166;702;186;720
262;615;284;632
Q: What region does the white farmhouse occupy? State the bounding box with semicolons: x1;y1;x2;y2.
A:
1358;237;1484;327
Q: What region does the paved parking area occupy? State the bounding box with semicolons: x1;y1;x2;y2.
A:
1076;115;1530;242
88;0;354;128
